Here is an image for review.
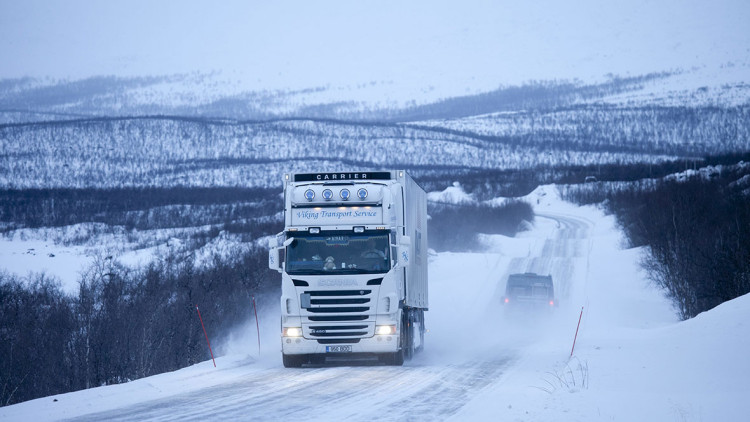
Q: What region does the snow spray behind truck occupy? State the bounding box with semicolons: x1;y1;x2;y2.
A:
269;171;428;367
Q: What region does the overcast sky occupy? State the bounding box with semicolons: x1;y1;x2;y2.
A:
1;0;749;94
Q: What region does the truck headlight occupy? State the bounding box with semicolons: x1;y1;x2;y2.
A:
375;325;396;335
283;327;302;337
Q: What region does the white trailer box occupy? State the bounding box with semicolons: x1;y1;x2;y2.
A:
269;170;428;366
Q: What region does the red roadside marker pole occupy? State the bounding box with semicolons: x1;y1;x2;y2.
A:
570;306;584;358
196;305;216;367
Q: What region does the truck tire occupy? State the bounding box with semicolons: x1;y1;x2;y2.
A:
282;353;305;368
416;309;425;353
404;311;415;361
380;314;407;366
381;349;404;366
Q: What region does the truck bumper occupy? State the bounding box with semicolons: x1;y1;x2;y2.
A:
282;334;399;355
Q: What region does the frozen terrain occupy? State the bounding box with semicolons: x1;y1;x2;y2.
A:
1;1;748;417
2;187;748;421
2;0;749;110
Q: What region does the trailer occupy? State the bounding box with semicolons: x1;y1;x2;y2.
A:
269;171;428;366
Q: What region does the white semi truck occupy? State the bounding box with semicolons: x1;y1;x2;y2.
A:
269;171;428;367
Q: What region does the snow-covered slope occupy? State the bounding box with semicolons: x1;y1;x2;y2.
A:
2;0;749;110
427;182;475;204
2;186;747;421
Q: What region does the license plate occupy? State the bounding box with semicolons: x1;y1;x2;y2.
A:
326;345;352;353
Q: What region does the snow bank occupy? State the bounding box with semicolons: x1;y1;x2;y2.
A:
454;188;748;421
427;182;475;205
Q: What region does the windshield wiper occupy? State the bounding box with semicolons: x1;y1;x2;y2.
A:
287;269;329;275
330;268;388;274
290;268;386;275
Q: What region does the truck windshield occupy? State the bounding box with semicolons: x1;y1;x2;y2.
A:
286;231;391;275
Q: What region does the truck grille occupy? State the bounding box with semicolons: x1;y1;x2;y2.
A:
308;315;368;322
309;325;368;337
303;289;375;339
307;307;369;313
309;290;372;297
317;339;361;344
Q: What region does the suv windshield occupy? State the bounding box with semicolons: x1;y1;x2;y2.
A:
506;274;554;299
286;231;391;275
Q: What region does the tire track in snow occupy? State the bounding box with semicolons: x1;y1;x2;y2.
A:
67;358;512;422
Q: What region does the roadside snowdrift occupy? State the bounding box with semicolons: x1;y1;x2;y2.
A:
455;187;750;421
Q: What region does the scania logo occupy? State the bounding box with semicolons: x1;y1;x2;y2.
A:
319;279;357;287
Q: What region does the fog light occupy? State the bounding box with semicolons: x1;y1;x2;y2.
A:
375;325;396;335
283;327;302;337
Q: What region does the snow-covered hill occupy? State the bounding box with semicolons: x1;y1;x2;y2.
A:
3;108;747;189
2;0;749;115
2;1;748;191
2;187;747;421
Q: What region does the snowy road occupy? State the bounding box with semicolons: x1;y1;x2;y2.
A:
57;206;593;422
69;357;513;422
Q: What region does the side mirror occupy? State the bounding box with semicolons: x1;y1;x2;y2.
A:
268;247;282;273
268;234;293;273
392;236;411;268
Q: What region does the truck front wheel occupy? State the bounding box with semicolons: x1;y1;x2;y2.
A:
380;314;408;366
380;348;404;366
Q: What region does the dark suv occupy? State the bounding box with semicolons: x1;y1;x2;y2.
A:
502;273;556;308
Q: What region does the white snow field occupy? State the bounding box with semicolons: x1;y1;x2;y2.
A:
2;0;749;108
2;186;748;421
